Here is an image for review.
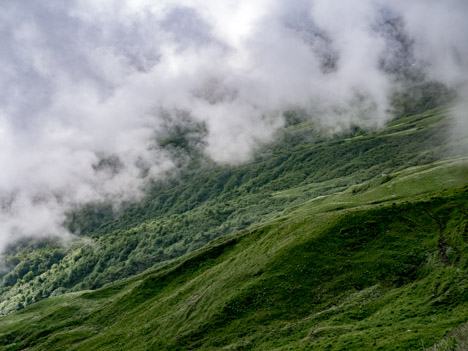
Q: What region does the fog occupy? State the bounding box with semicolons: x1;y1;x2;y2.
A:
0;0;467;251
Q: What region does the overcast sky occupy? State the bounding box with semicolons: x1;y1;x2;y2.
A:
0;0;467;251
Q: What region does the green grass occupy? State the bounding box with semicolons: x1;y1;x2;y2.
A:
0;102;467;350
2;106;464;317
0;164;467;349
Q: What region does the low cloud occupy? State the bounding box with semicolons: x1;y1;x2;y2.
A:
0;0;467;251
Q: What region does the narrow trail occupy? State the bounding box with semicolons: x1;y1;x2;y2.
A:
423;209;449;266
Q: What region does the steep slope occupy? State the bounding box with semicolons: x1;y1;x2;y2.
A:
0;105;464;315
0;169;467;350
0;99;467;350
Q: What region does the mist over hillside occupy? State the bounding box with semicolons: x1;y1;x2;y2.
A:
0;2;468;350
0;108;467;349
0;0;467;252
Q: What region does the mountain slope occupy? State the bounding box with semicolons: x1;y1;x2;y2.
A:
0;176;467;350
0;105;464;315
0;102;467;350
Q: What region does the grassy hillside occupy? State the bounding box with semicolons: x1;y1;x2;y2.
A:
0;166;467;350
0;95;467;349
0;104;465;315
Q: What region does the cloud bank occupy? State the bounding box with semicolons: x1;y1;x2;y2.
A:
0;0;467;251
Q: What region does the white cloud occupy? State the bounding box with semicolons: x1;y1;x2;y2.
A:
0;0;466;250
